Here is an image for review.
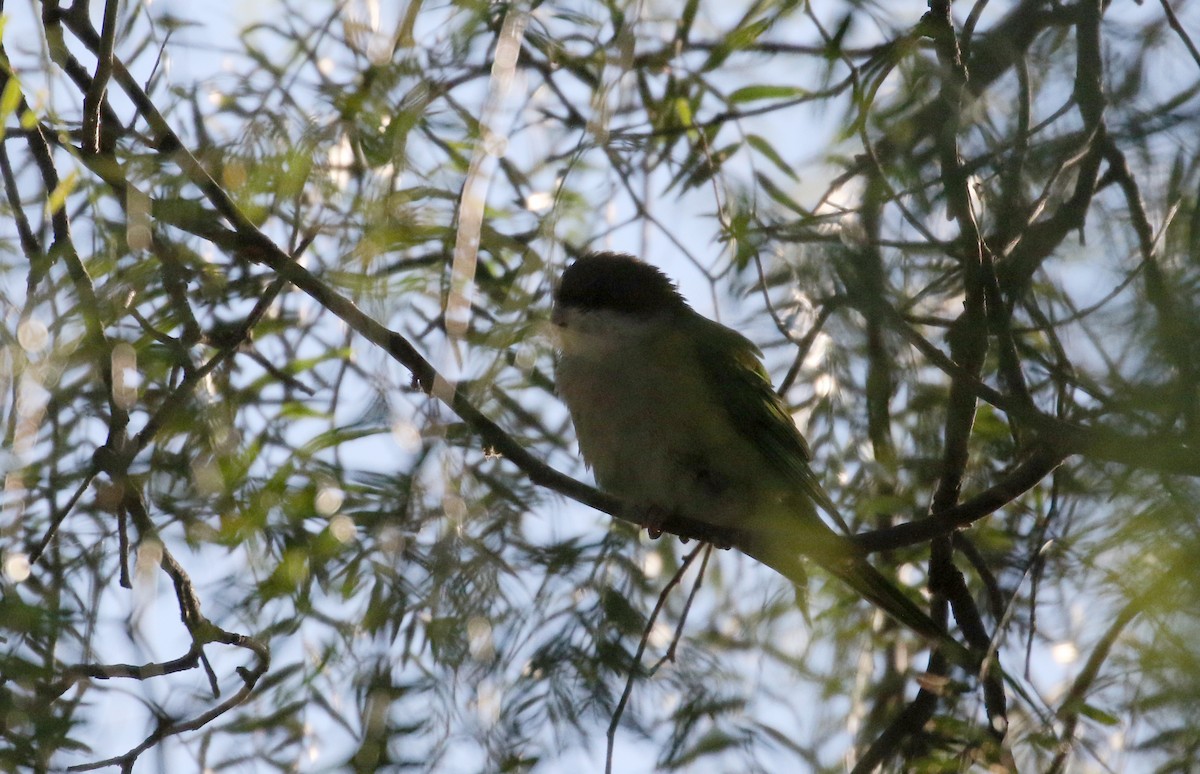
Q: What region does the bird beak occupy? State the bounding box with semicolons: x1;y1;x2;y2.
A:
550;306;567;327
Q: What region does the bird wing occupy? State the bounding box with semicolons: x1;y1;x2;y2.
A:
691;317;979;666
690;315;837;519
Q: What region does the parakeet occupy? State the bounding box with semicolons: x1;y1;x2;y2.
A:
551;251;967;653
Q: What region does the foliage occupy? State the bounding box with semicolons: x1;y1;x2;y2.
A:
1;0;1199;771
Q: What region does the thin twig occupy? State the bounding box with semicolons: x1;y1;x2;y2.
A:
850;655;944;773
605;544;706;774
921;0;1009;741
1046;598;1141;774
1159;0;1200;71
82;0;120;154
855;442;1067;552
652;545;712;669
65;483;271;772
28;468;98;565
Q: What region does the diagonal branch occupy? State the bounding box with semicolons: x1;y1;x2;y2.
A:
921;0;1008;742
81;0;120;154
1159;0;1200;71
855;442;1067;552
64;483;271;773
1046;597;1141;774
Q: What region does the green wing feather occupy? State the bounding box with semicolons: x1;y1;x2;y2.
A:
690;316;975;662
690;316;836;518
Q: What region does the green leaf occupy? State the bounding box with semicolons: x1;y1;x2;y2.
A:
702;18;770;71
665;728;741;767
675;0;700;43
46;170;79;216
754;171;808;215
728;85;807;103
279;402;330;421
680;142;740;191
601;585;645;634
299;425;386;457
0;77;22;127
1079;702;1121;726
747;134;798;180
673;96;694;128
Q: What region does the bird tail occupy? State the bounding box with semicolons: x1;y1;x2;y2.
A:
745;519;978;670
832;555;957;645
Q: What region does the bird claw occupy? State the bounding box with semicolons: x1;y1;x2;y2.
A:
637;505;669;540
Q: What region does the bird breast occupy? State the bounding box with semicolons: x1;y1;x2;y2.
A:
555;320;768;528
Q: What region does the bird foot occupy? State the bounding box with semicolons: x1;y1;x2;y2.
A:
637;505;670;539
